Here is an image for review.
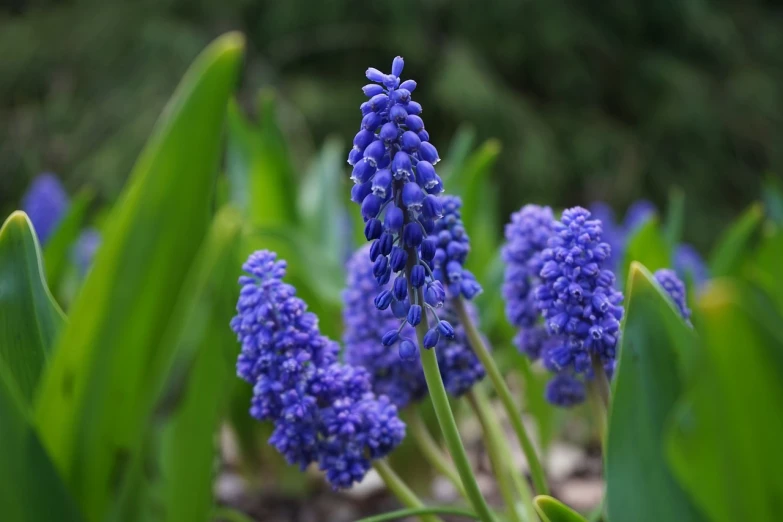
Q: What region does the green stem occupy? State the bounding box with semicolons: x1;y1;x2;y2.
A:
414;295;496;522
407;409;467;498
466;390;523;522
372;460;442;522
354;506;480;522
590;355;611;411
453;297;549;495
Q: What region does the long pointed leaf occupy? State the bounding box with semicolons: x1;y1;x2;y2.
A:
34;33;244;522
0;212;65;404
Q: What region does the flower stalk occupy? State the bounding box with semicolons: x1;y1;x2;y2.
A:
407;410;467;498
372;460;443;522
453;297;550;496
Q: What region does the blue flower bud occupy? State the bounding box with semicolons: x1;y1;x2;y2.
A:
425;281;446;307
422;194;443;220
369;93;389;111
348;148;363;166
373;255;389;279
421;238;437;261
390;104;408;122
402;182;424;210
390;246;408;272
384;205;404;232
377;269;391;285
393;89;411;104
369;239;382;262
384;75;400;89
425;175;443;194
391;298;410;319
382;330;400;346
400;79;417;92
351;159;376;184
461;278;483;299
437;321;455;338
421;218;435;234
364;218;382;240
362;112;382;131
406;101;422;115
401;131;421;152
379;232;394;255
363;140;386;166
366;67;387;82
372;169;392;198
410;264;426;288
423;328;440;349
360;101;372;115
375;290;393;309
419;142;439;164
363;84;385;97
392;151;413;180
418;130;430;142
354;130;376;150
351;180;372;203
399;339;418;361
405;115;424;132
415;161;437;189
392;56;404;77
361;194;383;219
380;122;398;142
407;304;422;326
393;275;408;301
403;222;424;247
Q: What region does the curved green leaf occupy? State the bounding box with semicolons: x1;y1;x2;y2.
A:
0;212;65;405
34;33;244;522
606;262;704;522
533;496;587;522
709;203;763;277
667;281;783;522
0;367;84;522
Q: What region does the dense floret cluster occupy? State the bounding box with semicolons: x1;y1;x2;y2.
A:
654;268;692;324
429;196;482;299
231;250;405;489
21;173;69;244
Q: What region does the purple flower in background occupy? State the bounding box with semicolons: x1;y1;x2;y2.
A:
72;229;101;275
348;56;456;356
623;199;657;233
501;204;555;359
343;247;484;408
654;269;692;324
545;373;586;408
231;250;405;489
674;243;709;288
535;207;624;375
21;173;69;244
429;196;482;299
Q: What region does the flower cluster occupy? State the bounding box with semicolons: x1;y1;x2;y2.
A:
21;173;69;245
72;229;101;276
654;269;692;324
231;250;405;489
348;56;455;354
343;247;484;409
535;207;624;375
501;204;555;359
429;196;482;299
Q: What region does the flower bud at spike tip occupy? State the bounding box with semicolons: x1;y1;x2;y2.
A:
382;330;400;346
399;340;418;361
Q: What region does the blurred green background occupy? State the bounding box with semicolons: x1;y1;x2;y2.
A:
2;0;782;251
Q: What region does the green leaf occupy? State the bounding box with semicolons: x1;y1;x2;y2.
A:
620;218;672;291
533;496;587;522
762;176;783;225
0;212;66;405
299;137;350;266
439;124;476;184
663;187;685;247
747;226;783;314
141;207;243;522
44;188;94;291
34;33;244;522
0;367;85;522
606;262;704;522
708;203;764;277
226;91;298;228
667;281;783;522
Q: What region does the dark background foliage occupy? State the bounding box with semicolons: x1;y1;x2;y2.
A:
2;0;781;251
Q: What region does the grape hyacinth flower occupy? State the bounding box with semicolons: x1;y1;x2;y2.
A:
343;246;485;408
347;56;454;353
654;268;692;324
535;207;624;376
545;373;586;408
429;196;482;299
21;173;69;244
674;243;709;288
231;250;405;489
72;228;101;276
501;204;555;359
588;202;624;272
623;199;657;233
